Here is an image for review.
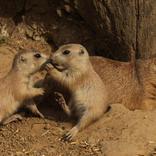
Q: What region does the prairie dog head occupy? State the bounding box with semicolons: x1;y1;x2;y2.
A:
50;44;90;72
12;49;48;75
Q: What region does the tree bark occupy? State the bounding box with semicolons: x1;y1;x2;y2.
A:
75;0;156;59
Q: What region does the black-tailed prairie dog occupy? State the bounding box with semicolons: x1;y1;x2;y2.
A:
46;44;109;141
91;56;156;110
0;49;48;125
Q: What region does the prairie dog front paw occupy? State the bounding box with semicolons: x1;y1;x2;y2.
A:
35;88;45;96
45;63;54;72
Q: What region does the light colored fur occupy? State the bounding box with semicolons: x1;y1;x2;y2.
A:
0;49;48;124
91;56;156;110
46;44;108;140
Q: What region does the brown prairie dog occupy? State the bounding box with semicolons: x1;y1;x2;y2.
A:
46;44;108;141
91;56;156;110
0;49;48;125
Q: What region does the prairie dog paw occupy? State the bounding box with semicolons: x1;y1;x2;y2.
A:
36;88;45;96
61;126;78;142
54;92;71;116
45;63;54;72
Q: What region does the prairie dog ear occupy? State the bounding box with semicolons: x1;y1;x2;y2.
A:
19;55;27;62
79;49;85;55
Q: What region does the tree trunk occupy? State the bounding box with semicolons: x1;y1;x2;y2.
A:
75;0;156;59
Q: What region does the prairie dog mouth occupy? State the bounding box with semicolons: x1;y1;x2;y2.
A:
51;62;66;71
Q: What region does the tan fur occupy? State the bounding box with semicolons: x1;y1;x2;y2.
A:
46;44;108;141
0;49;48;124
91;56;156;110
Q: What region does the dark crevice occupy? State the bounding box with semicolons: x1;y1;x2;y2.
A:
135;0;140;59
44;33;58;50
97;0;129;61
13;0;27;25
101;1;118;41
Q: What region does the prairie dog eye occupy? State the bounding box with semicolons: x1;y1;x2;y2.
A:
62;50;70;55
34;53;41;58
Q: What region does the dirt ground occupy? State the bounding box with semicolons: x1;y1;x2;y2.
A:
0;1;155;155
0;41;156;156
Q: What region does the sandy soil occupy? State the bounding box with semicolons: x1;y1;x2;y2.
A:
0;43;156;156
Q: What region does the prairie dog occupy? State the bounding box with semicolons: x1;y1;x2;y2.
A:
91;56;156;110
0;49;48;124
46;44;108;141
